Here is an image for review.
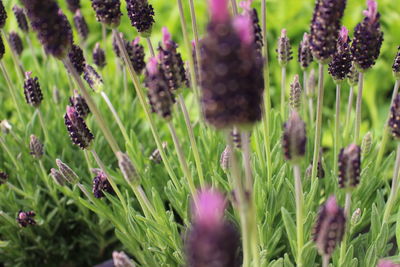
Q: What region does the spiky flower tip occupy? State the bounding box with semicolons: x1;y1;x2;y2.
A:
298;33;313;70
74;10;89;41
231;128;242;149
338;144;361;189
158;27;188;92
220;145;232;173
22;0;73;59
145;57;174;120
313;196;346;257
239;0;263;56
113;251;135;267
0;0;7;29
29;135;44;159
93;42;106;69
377;260;400;267
389;94;400;139
17;211;36;227
56;159;79;184
276;29;293;67
126;0;155;37
282;111;307;163
69;90;90;119
347;62;359;87
351;0;383;71
289;75;302;111
116;152;139;186
92;169;114;198
309;0;346;63
186;188;240;267
91;0;122;28
200;1;264;128
127;37;146;74
392;46;400;79
64;105;94;150
67;0;81;13
68;44;86;75
23;72;43;108
50;168;65;186
83;64;103;92
12;5;29;33
8;31;24;56
361;132;372;157
328;26;352;82
149;142;167;163
0;171;8;185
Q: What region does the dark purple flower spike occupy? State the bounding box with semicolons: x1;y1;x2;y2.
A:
126;0;155;37
64;105;94;150
338;144;361;189
17;210;36;227
91;0;122;28
13;5;29;33
73;10;89;41
328;26;352;82
23;72;43;107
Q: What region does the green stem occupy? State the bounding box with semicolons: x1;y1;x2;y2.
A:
376;80;400;170
187;0;202;83
178;94;205;188
1;29;24;81
334;83;341;174
62;57;120;155
167;121;196;197
6;182;33;199
382;143;400;224
0;136;22;171
131;185;155;220
311;63;325;180
146;37;155;57
230;0;238;15
294;164;304;266
344;85;355;138
37;108;50;143
25;35;41;71
0;60;24;123
281;66;287;120
261;0;272;188
354;72;364;144
102;24;107;51
84;150;93;174
339;191;352;265
302;70;310;125
112;29;179;189
322;255;330;267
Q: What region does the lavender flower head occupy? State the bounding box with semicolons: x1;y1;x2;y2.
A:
392;46;400;79
145;57;174;120
91;0;122;28
23;72;43;108
186;188;240;267
239;0;263;56
338;144;361;189
83;64;103;92
289;75;302;111
309;0;347;63
69;90;90;119
92;169;114;198
29;135;44;159
128;37;146;74
351;0;383;71
9;31;24;56
68;44;86;75
93;42;106;69
74;10;89;41
282;111;307;163
200;0;264;128
389;94;400;139
17;211;36;227
298;33;313;70
277;29;293;67
22;0;73;59
13;5;29;33
158;27;188;92
312;196;346;257
0;0;7;29
126;0;155;37
328;26;353;82
64;105;94;150
67;0;81;13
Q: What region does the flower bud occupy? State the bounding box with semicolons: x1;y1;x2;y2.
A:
361;132;372;157
276;29;293;67
12;5;29;33
92;170;114;198
29;135;44;159
91;0;122;28
282;111;307;163
68;44;86;75
0;1;7;29
328;26;352;82
69;90;90;119
390;94;400;139
93;43;106;69
0;120;12;134
126;0;155;37
298;33;313;70
64;105;94;150
50;168;65;186
220;145;231;173
392;46;400;80
83;64;103;92
17;210;36;227
73;10;89;42
338;144;361;189
67;0;80;13
23;72;43;108
128;37;146;74
56;159;79;184
9;31;24;56
289;75;302;111
116;152;139;185
351;208;361;226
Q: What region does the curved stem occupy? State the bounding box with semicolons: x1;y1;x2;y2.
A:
178;94;205;188
187;0;202;83
354;72;364;143
281;67;287;120
37;108;50;143
311;63;325;180
62;57;120;155
383;143;400;224
294;164;304;266
334;84;341;174
146;37;155;57
339;191;352;265
167;121;196;197
113;29;179;189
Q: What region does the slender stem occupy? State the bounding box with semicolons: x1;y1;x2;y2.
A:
187;0;202;83
261;0;272;187
344;86;355;137
25;35;41;71
102;24;107;51
37;108;50;143
100;91;134;150
1;29;24;81
176;0;200;102
383;143;400;224
339;191;352;265
0;60;24;123
167;121;196;197
241;131;253;191
91;149;127;212
294;164;304;266
303;70;309;125
376;80;400;169
311;63;325;180
38;159;60;207
178;94;205;188
230;0;238;15
83;150;93;174
112;29;179;189
322;255;330;267
354;72;364;143
131;185;156;220
146;37;155;57
344;192;352;217
0;136;22;171
281;67;287;120
62;57;120;155
226;131;250;267
334;83;341;174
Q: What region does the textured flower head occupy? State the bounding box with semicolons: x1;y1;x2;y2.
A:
74;9;89;41
23;72;43;107
0;1;7;29
338;144;361;189
13;5;29;33
93;43;106;69
392;46;400;79
282;111;307;163
126;0;155;37
17;210;36;227
298;33;313;70
277;29;293;67
91;0;122;28
389;94;400;139
64;105;94;149
328;26;352;81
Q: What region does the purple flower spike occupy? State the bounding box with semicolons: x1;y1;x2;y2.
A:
64;105;94;150
209;0;230;23
17;210;36;227
328;26;352;81
193;189;226;228
378;260;400;267
233;16;254;46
